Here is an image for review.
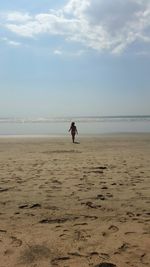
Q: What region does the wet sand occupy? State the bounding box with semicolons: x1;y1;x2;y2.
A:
0;134;150;267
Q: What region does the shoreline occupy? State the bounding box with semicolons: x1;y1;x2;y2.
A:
0;132;150;139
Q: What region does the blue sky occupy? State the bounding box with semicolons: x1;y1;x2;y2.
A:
0;0;150;117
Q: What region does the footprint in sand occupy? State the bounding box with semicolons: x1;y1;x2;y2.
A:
101;186;108;190
19;245;51;264
115;242;130;254
30;203;41;209
126;211;135;217
96;194;106;200
102;225;119;237
19;204;29;209
10;236;22;247
84;201;101;209
51;256;70;266
108;225;119;233
99;253;110;261
0;229;7;234
4;249;14;256
0;188;9;192
51;179;62;185
140;253;150;265
124;231;136;235
74;229;90;241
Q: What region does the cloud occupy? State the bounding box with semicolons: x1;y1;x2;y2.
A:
1;37;21;46
1;0;150;54
8;40;21;46
53;48;85;57
5;11;80;38
6;11;32;22
53;49;62;55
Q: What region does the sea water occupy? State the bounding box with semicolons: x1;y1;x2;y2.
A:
0;116;150;136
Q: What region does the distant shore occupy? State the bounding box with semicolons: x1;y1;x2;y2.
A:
0;116;150;136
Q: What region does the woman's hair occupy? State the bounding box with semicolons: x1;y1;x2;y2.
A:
71;122;75;126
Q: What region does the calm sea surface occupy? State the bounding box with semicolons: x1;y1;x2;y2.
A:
0;116;150;136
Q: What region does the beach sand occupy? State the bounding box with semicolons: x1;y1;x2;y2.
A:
0;134;150;267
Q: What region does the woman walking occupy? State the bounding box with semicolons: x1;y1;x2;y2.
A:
69;122;78;143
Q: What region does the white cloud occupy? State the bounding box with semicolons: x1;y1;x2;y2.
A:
7;11;31;22
64;0;90;17
8;40;21;46
1;11;31;22
1;0;150;54
1;37;21;46
53;49;62;55
53;48;85;57
6;22;42;37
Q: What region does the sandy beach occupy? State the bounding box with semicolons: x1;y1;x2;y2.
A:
0;134;150;267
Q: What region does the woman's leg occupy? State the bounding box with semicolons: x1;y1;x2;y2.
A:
72;133;75;143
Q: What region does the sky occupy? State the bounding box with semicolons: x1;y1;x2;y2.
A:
0;0;150;117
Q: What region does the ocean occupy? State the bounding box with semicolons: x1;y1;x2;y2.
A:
0;116;150;136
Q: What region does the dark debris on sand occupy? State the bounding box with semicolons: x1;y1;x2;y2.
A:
95;263;117;267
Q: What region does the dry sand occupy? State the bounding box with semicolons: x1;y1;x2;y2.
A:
0;134;150;267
